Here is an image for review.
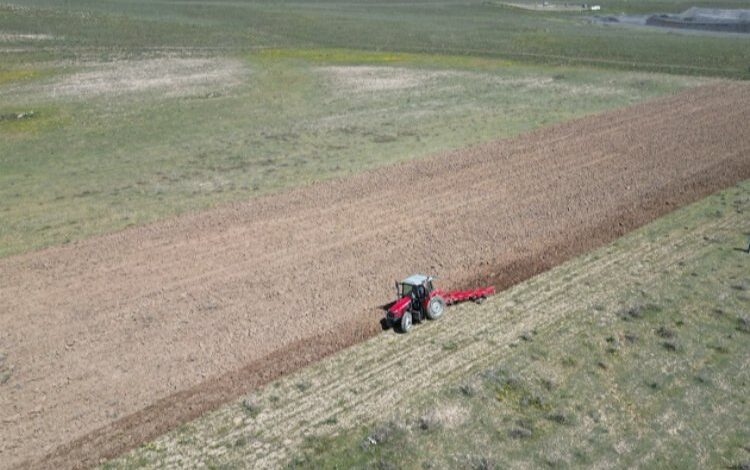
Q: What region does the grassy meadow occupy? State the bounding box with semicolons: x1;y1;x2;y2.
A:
2;0;749;74
1;0;749;257
0;49;707;257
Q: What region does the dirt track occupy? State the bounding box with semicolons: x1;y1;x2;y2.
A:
1;82;749;469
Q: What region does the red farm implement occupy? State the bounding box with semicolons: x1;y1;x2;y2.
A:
386;274;495;333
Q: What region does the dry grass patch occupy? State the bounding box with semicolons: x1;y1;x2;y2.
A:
418;403;469;430
318;65;640;99
318;65;462;93
40;58;247;99
0;33;56;41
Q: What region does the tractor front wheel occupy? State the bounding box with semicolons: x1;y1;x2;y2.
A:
400;311;413;333
427;296;446;320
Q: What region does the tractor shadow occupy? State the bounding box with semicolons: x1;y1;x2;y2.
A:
378;300;396;331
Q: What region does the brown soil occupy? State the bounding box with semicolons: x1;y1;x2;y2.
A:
1;82;749;469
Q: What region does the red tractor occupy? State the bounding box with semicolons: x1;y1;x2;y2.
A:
386;274;495;333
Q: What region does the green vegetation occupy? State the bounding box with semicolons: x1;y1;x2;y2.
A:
0;48;705;257
291;182;750;469
2;0;749;75
1;0;748;258
0;351;10;385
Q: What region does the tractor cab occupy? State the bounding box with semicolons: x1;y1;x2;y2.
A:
395;274;434;301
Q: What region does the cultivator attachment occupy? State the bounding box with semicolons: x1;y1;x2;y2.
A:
442;286;496;305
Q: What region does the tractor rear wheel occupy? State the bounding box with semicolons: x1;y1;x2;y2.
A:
427;296;446;320
400;311;413;333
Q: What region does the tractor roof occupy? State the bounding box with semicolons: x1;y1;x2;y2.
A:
400;274;431;286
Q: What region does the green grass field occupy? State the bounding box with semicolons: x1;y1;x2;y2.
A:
1;0;748;257
2;0;749;75
107;181;750;469
0;48;706;257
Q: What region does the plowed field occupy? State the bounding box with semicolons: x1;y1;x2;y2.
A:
1;82;749;469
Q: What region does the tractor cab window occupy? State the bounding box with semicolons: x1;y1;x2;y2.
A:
401;284;413;297
426;280;433;293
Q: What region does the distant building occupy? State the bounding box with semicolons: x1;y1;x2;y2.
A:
646;8;750;33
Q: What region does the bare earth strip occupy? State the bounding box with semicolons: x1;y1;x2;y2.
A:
1;82;749;469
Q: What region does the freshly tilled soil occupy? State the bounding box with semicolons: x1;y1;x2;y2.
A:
1;82;749;469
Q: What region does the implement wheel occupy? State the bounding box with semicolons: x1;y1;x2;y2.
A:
427;296;446;320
